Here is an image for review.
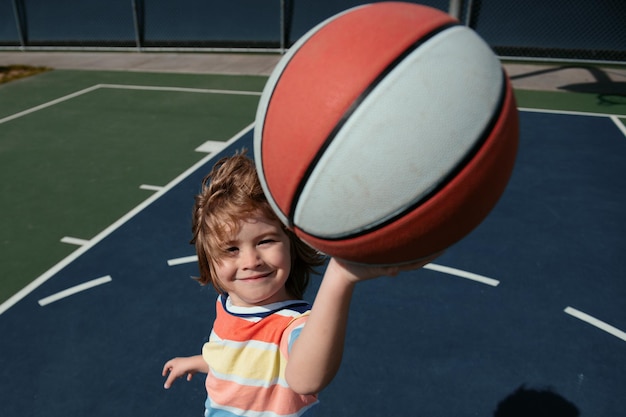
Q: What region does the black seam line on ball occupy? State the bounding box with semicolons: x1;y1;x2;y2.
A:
287;22;462;232
263;11;358;228
322;67;508;241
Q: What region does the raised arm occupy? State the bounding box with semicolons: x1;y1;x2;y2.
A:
285;259;356;395
285;255;439;395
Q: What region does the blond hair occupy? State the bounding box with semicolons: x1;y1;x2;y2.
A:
191;151;325;299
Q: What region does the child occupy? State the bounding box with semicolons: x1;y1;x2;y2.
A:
162;151;436;416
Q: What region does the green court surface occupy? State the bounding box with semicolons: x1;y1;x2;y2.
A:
0;69;267;303
1;67;625;305
514;89;626;115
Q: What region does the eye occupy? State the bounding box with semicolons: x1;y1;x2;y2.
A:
258;239;275;246
224;246;239;255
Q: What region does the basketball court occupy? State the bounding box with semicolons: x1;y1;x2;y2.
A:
0;55;625;416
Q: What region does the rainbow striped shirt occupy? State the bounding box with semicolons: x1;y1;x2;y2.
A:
202;295;318;417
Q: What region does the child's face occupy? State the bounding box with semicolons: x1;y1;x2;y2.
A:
213;213;292;307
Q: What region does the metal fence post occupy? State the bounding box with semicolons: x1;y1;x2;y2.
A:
131;0;142;51
448;0;463;20
11;0;26;49
280;0;286;54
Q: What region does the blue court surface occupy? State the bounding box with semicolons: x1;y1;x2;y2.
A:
1;109;625;416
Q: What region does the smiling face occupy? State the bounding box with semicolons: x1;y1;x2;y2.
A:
212;213;293;307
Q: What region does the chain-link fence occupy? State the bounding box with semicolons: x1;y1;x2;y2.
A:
458;0;626;63
1;0;624;63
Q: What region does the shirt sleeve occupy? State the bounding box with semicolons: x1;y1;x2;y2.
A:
280;312;310;357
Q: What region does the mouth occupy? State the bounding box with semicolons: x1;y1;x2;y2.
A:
238;272;272;281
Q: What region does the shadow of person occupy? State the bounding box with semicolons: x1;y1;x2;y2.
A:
494;385;580;417
557;66;626;97
561;80;626;106
558;67;626;106
510;65;626;105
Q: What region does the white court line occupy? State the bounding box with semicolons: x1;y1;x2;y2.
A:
0;84;262;126
98;83;262;96
195;140;227;154
60;236;90;246
564;307;626;342
610;115;626;138
38;275;112;307
518;107;625;119
0;122;254;315
167;255;198;266
0;85;101;125
424;263;500;287
139;184;164;191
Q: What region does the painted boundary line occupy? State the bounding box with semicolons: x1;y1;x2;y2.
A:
195;140;228;154
0;85;101;125
167;255;198;266
0;84;262;126
60;236;90;246
564;306;626;342
140;184;164;192
518;106;626;119
610;115;626;137
0;123;254;315
518;107;626;139
97;83;262;96
424;263;500;287
38;276;112;307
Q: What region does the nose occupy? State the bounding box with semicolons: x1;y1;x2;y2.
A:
241;247;262;269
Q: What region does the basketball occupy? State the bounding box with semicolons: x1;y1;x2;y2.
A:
253;2;519;265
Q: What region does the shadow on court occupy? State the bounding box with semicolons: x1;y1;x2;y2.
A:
494;386;579;417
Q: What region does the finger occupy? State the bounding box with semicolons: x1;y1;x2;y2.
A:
164;373;178;389
397;251;445;272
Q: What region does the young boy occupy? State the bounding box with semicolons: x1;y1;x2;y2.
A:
162;151;436;416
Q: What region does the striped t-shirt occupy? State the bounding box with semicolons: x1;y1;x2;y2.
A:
202;295;318;417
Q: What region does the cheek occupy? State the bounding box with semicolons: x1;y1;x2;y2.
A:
277;247;293;274
212;260;234;282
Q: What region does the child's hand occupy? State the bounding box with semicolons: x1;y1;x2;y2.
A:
162;355;206;389
331;252;442;283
